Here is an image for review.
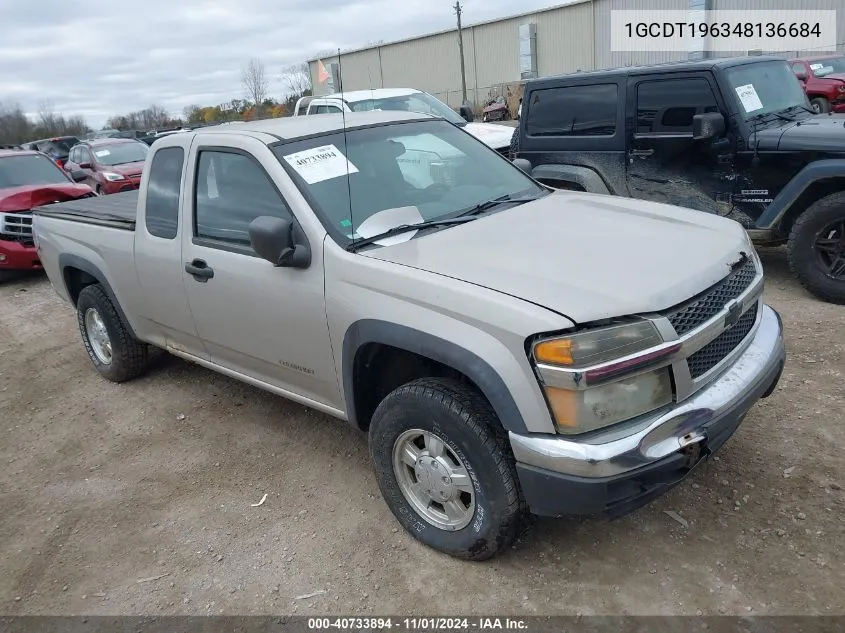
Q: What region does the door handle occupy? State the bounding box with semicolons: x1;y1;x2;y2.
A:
630;149;655;157
185;259;214;282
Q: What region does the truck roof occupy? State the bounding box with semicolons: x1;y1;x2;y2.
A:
526;55;788;89
194;110;435;141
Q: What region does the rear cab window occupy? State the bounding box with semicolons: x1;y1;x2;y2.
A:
145;147;185;239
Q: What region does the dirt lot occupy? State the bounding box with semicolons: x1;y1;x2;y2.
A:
1;247;843;616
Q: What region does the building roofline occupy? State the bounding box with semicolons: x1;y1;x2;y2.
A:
307;0;591;62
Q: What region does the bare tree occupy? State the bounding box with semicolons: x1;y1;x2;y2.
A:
242;58;269;110
37;100;59;132
281;62;312;99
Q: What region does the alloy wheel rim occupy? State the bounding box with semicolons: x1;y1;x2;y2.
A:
84;308;113;364
392;428;475;531
814;219;845;279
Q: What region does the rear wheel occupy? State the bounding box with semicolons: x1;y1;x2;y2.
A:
76;284;149;381
810;97;831;114
787;192;845;304
369;378;523;560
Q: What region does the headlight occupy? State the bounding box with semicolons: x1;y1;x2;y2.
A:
103;172;125;182
543;367;673;434
533;320;679;434
838;84;845;92
533;321;662;368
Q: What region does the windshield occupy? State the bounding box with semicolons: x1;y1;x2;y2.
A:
809;56;845;78
273;119;544;247
348;92;466;126
92;142;149;166
726;61;810;120
41;137;79;156
0;154;71;188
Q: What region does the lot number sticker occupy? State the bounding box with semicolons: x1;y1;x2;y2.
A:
735;84;763;113
94;149;111;157
283;145;358;184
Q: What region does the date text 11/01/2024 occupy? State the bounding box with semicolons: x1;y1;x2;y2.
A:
308;618;529;631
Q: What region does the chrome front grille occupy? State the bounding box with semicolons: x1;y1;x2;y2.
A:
0;212;33;244
687;303;759;379
666;258;757;336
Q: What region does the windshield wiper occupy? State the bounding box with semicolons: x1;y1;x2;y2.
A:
787;103;817;116
455;192;548;219
346;217;476;252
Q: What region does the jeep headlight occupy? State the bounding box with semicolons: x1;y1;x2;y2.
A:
532;321;676;434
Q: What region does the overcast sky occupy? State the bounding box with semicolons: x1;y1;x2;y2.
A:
1;0;565;128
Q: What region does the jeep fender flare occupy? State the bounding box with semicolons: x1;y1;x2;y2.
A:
755;159;845;230
529;164;611;195
341;319;530;434
57;253;139;339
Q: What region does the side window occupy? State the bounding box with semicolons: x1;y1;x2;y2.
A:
791;62;806;75
313;105;342;114
69;147;77;163
194;150;292;248
526;84;617;137
145;147;184;239
636;78;718;134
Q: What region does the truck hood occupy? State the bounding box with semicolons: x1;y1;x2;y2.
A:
753;113;845;152
366;191;752;324
463;122;514;150
0;183;95;212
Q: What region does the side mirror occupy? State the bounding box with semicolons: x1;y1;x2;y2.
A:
70;169;87;183
692;112;726;141
78;162;92;169
459;104;474;123
249;216;311;269
795;70;807;82
512;158;532;174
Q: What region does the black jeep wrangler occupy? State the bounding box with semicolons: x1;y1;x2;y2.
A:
510;55;845;304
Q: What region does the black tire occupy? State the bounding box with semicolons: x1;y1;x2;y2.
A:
787;191;845;304
508;127;519;160
76;284;149;382
369;377;523;561
810;97;831;114
0;269;16;283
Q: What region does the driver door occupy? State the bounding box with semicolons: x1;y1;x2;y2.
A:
180;134;340;409
626;74;735;217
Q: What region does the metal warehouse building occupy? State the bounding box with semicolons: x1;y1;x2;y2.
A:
307;0;845;108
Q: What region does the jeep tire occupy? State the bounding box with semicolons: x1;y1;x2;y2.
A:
77;284;149;382
810;97;831;114
369;378;523;561
787;191;845;304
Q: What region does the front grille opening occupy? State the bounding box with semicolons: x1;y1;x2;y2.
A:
687;303;758;379
666;258;757;336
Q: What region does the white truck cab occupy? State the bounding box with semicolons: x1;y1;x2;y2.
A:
293;88;515;154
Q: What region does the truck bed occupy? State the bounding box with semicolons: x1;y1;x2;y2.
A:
33;189;138;231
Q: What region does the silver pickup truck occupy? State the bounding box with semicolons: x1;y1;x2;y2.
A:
33;111;786;561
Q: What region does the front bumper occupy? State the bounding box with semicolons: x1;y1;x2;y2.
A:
510;304;785;518
101;177;142;194
0;240;41;271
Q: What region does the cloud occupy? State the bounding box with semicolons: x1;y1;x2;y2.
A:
0;0;563;128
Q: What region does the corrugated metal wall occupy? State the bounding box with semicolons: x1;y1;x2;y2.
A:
308;0;845;106
593;0;691;69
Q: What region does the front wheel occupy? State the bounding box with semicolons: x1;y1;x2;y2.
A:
787;191;845;304
369;378;523;560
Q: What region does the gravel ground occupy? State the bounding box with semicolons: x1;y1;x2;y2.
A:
1;246;843;616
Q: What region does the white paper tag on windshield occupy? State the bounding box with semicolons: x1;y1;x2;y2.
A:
809;63;824;71
94;149;111;157
283;144;358;184
735;84;763;113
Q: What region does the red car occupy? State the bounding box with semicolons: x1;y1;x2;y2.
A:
789;55;845;113
64;138;149;195
0;148;95;281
